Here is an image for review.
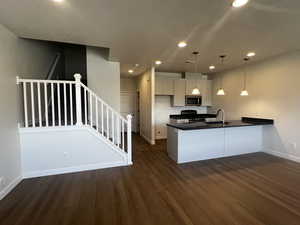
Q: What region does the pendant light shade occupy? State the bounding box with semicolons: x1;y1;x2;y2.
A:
217;88;225;96
216;55;226;96
240;90;249;96
192;88;201;95
241;57;249;96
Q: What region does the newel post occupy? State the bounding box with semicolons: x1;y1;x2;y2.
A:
74;74;83;126
126;114;133;165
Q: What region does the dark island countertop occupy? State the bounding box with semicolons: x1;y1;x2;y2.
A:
167;117;274;131
169;113;217;120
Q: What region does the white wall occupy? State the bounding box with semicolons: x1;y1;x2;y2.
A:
0;24;60;200
137;68;155;144
155;96;207;139
86;46;120;112
211;51;300;162
0;24;22;200
20;127;127;178
121;78;138;132
121;77;137;92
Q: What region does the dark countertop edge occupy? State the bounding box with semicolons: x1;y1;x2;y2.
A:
167;117;274;131
169;114;217;119
241;117;274;124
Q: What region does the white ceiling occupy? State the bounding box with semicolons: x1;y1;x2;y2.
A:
1;0;300;76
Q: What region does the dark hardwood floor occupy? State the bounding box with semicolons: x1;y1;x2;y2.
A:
1;135;300;225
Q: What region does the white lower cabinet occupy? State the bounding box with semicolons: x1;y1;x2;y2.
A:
224;126;262;157
167;126;263;164
177;128;225;163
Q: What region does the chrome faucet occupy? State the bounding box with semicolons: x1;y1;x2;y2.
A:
216;109;225;124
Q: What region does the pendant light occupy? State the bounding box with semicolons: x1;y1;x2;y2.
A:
217;55;226;96
240;57;249;96
192;51;201;95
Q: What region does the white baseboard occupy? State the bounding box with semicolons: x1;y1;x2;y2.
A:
23;161;129;179
141;133;155;145
0;176;22;201
155;136;167;140
263;149;300;163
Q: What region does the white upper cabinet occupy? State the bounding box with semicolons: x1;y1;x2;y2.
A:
155;77;174;95
185;79;200;95
155;72;212;107
201;80;212;106
186;79;212;106
172;79;186;106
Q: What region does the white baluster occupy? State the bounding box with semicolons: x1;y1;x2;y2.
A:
96;100;99;131
117;117;120;146
122;119;125;151
57;83;61;126
90;93;93;127
51;83;55;126
112;111;115;144
30;82;35;127
74;74;82;126
37;82;42;127
23;82;28;128
44;82;48;127
64;83;67;126
70;83;73;125
127;115;133;164
84;89;87;125
106;107;109;139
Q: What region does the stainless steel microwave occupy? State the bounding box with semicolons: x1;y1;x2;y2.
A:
185;95;202;106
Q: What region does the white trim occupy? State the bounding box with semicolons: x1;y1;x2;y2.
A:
23;161;129;179
156;136;167;140
0;176;22;201
19;125;79;133
263;148;300;163
83;126;128;159
141;133;155;145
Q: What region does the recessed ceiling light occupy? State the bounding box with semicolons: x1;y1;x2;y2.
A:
232;0;249;8
155;60;162;65
53;0;63;2
209;65;216;70
178;41;187;48
247;52;256;57
128;70;134;73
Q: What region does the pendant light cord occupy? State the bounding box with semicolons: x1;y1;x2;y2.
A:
219;55;226;89
243;57;249;90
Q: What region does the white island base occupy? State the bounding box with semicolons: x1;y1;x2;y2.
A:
167;126;263;164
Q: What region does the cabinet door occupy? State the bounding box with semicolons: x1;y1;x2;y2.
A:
185;79;199;95
201;80;212;106
155;77;174;95
173;79;186;106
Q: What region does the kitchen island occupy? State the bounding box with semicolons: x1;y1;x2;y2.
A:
167;117;274;164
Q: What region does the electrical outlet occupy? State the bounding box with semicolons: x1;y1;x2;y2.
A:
63;152;69;157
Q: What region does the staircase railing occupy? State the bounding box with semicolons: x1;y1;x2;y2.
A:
16;74;132;164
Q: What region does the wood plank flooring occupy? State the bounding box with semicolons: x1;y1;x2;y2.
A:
1;135;300;225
